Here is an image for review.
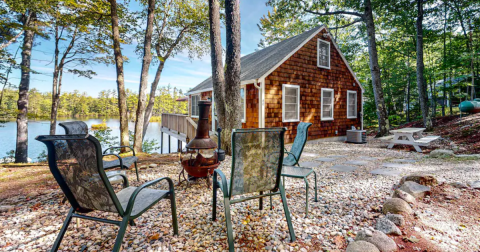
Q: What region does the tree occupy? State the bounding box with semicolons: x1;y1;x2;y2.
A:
133;0;156;153
208;0;241;154
415;0;432;129
108;0;129;152
140;0;210;140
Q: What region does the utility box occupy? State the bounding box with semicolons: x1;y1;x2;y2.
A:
346;130;367;144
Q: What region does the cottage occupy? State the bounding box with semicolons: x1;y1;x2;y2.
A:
185;25;364;143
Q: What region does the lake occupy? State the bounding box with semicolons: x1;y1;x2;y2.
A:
0;118;181;162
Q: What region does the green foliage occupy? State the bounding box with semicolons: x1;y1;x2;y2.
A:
36;150;47;162
91;126;119;150
128;130;160;154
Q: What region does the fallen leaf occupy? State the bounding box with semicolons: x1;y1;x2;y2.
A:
149;233;160;240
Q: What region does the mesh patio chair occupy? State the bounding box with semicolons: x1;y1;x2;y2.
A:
36;134;178;252
280;122;317;217
59;121;139;181
212;128;295;252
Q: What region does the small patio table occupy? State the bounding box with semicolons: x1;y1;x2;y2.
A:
387;127;439;152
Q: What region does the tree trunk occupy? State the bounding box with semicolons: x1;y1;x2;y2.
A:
364;0;389;136
221;0;242;155
442;3;447;116
133;0;156;153
406;54;411;122
208;0;227;147
109;0;129;151
142;60;165;140
470;21;475;100
15;12;36;163
415;0;432;129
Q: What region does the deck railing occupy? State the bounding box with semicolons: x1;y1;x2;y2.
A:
161;113;197;142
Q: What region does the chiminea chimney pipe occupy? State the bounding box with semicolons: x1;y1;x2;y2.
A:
186;101;217;149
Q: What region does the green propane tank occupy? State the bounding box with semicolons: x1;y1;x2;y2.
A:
459;100;480;113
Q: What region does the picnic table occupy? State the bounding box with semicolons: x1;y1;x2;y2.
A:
387;127;440;152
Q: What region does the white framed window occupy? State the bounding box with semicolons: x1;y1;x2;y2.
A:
240;87;246;123
321;88;334;121
347;90;357;119
191;95;200;118
317;39;330;69
282;84;300;122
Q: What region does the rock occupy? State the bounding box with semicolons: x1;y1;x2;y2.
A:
375;218;401;236
355;230;397;252
149;164;158;168
398;181;431;199
139;165;148;169
392;189;416;204
386;214;405;227
468;181;480;189
450;182;468;189
429;149;455;158
0;205;14;213
346;241;380;252
382;198;413;215
26;192;39;199
400;174;438;186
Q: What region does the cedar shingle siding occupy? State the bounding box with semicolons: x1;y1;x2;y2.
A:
263;30;362;143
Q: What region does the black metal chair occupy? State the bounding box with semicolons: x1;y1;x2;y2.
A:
36;134;178;252
59;121;139;181
212;128;296;252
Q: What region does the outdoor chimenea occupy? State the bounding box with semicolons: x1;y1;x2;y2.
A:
179;100;223;187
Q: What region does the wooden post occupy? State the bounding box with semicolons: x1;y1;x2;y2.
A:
168;135;171;153
161;131;163;154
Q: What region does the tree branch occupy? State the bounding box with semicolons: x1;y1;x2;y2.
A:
304;9;365;19
329;18;363;30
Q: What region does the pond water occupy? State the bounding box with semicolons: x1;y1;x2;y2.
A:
0;118;181;162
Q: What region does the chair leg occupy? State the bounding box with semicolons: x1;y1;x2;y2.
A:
212;182;218;221
303;177;309;218
223;198;235;252
170;193;179;235
259;191;263;210
269;194;273;210
51;208;74;252
134;162;139;181
279;183;296;242
313;171;318;202
112;216;130;252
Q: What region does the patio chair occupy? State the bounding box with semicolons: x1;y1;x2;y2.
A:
212;128;295;252
36;134;178;252
279;122;317;217
59;121;139;181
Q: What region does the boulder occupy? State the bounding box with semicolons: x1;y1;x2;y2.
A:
400;174;438;186
429;149;455;158
149;164;158;168
355;230;398;252
449;182;468;189
392;189;416;204
398;181;431;199
386;213;406;227
376;218;402;236
468;181;480;189
346;241;380;252
382;198;413;215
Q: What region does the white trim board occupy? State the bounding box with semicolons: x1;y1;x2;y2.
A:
347;90;358;119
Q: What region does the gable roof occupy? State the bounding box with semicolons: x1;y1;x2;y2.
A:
186;26;363;95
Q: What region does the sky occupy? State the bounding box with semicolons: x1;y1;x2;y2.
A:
7;0;272;97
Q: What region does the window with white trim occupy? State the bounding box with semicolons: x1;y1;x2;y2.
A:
321;88;334;120
317;39;330;69
347;90;357;119
240;87;246;123
191;95;200;117
282;84;300;122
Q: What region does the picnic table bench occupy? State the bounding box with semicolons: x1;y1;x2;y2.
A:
386;127;440;152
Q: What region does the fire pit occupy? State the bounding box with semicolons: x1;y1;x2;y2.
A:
178;101;223;188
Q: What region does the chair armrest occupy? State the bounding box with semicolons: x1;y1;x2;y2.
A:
106;173;129;188
124;177;175;216
213;169;229;198
103;146;136;156
284;151;299;163
102;153;124;170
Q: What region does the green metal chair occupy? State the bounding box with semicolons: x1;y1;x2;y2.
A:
212;128;296;252
280;122;317;217
36;134;178;252
59;121;139;181
283;122;312;166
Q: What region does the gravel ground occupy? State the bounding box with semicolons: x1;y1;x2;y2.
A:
0;137;479;251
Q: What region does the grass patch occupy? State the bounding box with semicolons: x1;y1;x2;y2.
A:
149;116;161;122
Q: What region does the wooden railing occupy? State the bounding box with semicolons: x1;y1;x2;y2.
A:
161;113;216;144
